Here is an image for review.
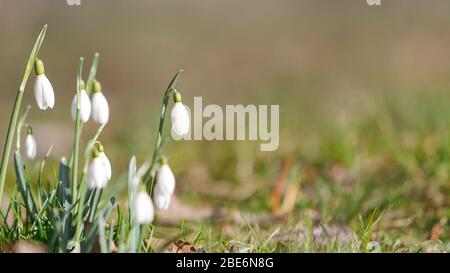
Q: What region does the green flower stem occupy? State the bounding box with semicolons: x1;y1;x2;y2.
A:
85;52;100;95
145;69;183;193
98;214;108;253
73;56;95;244
71;57;84;205
88;188;103;222
0;25;47;201
67;52;100;169
70;53;100;204
75;124;105;243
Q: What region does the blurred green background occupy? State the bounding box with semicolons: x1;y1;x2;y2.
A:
1;0;450;160
0;0;449;250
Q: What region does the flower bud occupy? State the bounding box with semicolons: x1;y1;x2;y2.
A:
24;126;37;160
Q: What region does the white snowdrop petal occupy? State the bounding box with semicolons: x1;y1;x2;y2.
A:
87;158;108;189
153;163;175;211
71;90;91;123
80;90;92;122
42;77;55;109
171;102;190;137
135;192;154;224
99;152;112;180
155;164;175;195
152;191;167;210
162;194;171;210
153;190;172;210
25;135;37;160
34;76;46;110
91;92;109;124
34;75;54;110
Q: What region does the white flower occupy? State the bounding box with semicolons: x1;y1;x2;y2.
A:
34;59;55;111
153;187;172;210
71;89;91;123
25;133;37;160
171;102;190;137
87;156;109;189
153;163;175;210
95;142;112;181
135;191;155;224
91;80;109;124
34;75;55;110
99;152;112;181
155;164;175;195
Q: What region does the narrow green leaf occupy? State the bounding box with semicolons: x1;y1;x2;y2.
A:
0;24;47;203
81;197;117;253
57;157;71;207
13;152;38;219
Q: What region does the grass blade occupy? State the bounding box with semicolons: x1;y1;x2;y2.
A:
0;24;47;201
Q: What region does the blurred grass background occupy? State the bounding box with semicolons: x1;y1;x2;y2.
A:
0;0;449;251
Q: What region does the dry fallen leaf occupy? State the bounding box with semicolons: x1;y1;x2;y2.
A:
429;223;442;240
271;157;293;213
280;180;300;214
3;240;48;253
167;240;197;253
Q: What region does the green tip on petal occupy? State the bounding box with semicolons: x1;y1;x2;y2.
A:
80;79;86;90
92;148;100;158
95;141;104;153
26;125;33;135
93;80;102;93
173;90;182;103
34;59;45;75
159;156;168;165
139;184;147;193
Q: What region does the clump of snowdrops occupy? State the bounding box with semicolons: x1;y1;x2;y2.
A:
0;25;190;252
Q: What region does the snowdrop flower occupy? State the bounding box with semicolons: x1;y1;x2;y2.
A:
24;126;37;160
153;160;175;210
34;59;55;110
135;191;155;224
95;141;112;181
87;149;109;189
171;90;190;137
91;80;109;124
153;188;172;211
71;80;91;123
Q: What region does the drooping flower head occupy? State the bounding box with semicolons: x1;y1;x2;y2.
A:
153;157;175;210
24;125;37;160
34;59;55;110
135;190;155;224
170;90;190;137
71;79;91;123
95;141;112;181
87;147;109;189
91;80;109;124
